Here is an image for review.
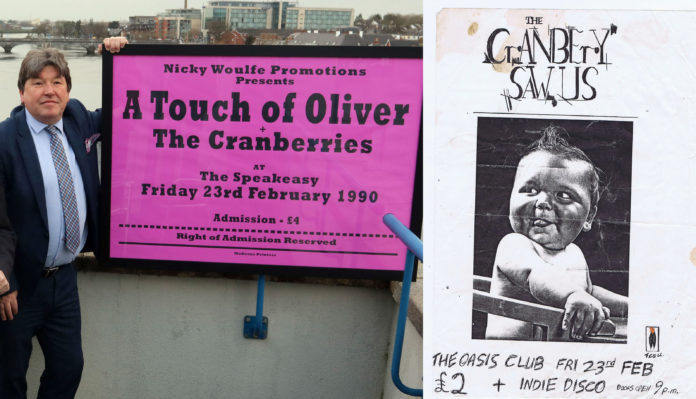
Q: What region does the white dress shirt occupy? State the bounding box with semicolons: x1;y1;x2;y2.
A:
26;112;88;267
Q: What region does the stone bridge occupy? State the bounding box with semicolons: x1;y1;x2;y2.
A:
0;37;179;54
0;37;102;54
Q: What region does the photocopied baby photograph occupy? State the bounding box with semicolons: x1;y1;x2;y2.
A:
472;118;631;343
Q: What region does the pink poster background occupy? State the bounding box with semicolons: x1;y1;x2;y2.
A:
109;54;422;273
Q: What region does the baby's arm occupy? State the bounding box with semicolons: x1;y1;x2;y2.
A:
496;234;587;306
562;290;608;340
591;285;628;318
495;234;607;338
494;233;566;300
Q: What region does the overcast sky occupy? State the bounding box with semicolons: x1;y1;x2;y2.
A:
4;0;421;22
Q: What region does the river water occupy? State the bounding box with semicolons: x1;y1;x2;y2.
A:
0;36;103;120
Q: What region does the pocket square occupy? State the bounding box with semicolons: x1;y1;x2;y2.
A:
85;133;101;153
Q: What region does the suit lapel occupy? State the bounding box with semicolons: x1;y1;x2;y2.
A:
63;114;96;211
14;109;49;230
63;116;88;169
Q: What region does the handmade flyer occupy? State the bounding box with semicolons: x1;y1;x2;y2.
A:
424;7;696;397
101;46;422;279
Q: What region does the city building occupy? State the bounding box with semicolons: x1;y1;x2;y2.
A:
128;16;157;33
284;7;353;30
202;1;353;32
286;30;420;47
155;8;202;41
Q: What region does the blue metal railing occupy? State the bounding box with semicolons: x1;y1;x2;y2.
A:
242;215;423;396
243;274;268;339
383;213;423;397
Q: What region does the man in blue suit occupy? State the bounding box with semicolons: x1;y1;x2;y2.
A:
0;38;126;399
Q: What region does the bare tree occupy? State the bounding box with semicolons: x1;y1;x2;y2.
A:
207;20;227;42
56;21;76;38
381;13;422;34
354;13;365;29
34;20;52;37
84;19;108;39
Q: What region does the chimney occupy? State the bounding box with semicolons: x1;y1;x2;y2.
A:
184;0;187;8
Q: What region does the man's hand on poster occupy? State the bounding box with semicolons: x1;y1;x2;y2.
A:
562;290;609;340
0;290;18;321
99;37;128;54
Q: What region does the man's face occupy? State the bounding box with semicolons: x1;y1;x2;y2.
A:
509;151;596;250
19;65;69;125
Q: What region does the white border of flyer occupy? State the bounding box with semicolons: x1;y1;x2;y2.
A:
424;1;696;397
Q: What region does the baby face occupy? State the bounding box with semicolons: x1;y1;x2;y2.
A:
509;151;596;250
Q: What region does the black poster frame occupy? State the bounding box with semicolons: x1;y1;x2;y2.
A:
99;44;422;281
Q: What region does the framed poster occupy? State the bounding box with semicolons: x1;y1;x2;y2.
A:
100;45;422;280
424;5;696;397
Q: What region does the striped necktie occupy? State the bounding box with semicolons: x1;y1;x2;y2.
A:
45;125;80;254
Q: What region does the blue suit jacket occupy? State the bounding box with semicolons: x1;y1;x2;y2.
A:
0;99;101;298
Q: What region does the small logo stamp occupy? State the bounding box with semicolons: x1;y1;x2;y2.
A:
645;326;659;352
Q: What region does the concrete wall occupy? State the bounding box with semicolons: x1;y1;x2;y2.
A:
27;269;401;399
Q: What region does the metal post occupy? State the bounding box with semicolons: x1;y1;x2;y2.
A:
243;274;268;339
